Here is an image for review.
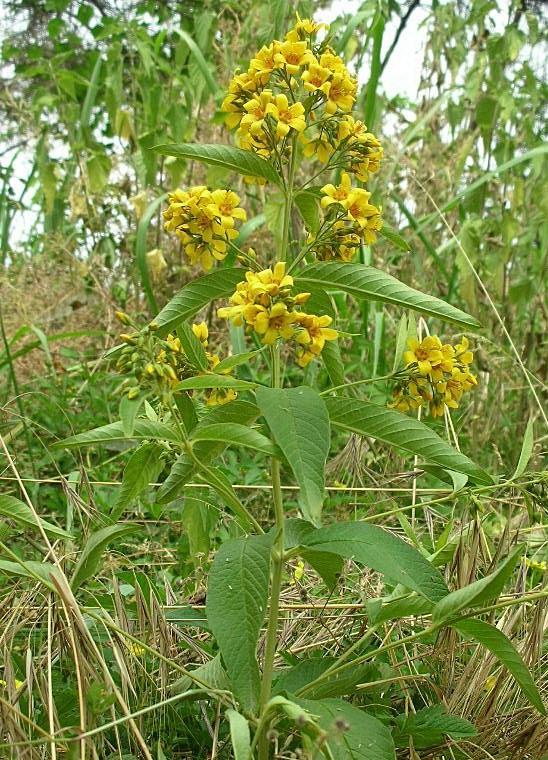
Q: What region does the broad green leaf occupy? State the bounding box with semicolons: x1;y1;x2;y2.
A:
326;397;492;485
294;190;321;234
303;522;448;602
512;416;534;478
206;535;270;714
135;193;167;313
452;619;545;714
284;518;343;589
321;339;345;388
119;393;147;437
256;386;330;525
367;591;433;624
175;391;198;434
152;143;281;185
392;314;409;373
227;709;251;760
177;322;209;371
214;347;265;374
112;443;164;520
393;704;476;749
295;262;481;329
71;524;139;591
0;495;71;539
194;465;258;531
181;489;215;566
432;545;524;624
297;698;396;760
154;268;244;335
176;375;257;392
157;400;259;503
52;419;182;449
190;423;279;457
274;658;378;700
171;654;229;695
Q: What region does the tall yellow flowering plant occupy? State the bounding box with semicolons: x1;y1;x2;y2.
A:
57;15;547;760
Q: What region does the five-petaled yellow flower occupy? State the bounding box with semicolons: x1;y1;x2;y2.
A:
265;94;306;138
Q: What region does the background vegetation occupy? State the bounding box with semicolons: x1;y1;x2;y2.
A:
0;0;546;758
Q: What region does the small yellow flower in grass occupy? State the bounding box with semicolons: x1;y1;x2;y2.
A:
0;678;24;689
274;40;314;75
265;94;306;138
126;642;145;657
254;302;296;344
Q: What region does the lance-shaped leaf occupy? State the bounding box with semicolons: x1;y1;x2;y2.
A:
152;143;281;185
52;419;182;449
256;386;330;525
206;535;271;715
0;495;71;539
326;397;492;485
432;545;524;623
393;704;476;749
302;522;448;603
452;619;545;714
176;375;257;392
111;443;164;520
295;262;480;329
190;423;280;457
71;524;139;590
154;268;244;335
227;709;251;760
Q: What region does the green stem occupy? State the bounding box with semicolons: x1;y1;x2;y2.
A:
319;372;397;396
258;345;284;759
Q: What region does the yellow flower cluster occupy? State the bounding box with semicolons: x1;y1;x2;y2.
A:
217;263;338;367
163;186;246;270
389;335;478;418
192;322;237;406
221;16;360;162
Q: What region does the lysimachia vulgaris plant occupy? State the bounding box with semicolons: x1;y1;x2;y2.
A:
56;14;546;760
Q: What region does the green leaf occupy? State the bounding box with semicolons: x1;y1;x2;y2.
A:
297;698;396;759
52;419;182;449
196;467;257;531
0;559;59;591
295;262;481;329
256;386;330;525
206;535;270;714
112;443;164;520
294;190;321;234
303;522;448;602
176;375;257;392
154;268;244;335
177;322;209;371
284;518;342;589
513;416;534;478
432;546;524;624
71;524;139;591
476;95;498;130
321;339;345;388
379;224;411;252
214;348;265;374
86;152;111;194
190;423;279;457
452;619;545;715
227;709;251;760
392;314;409;373
152;143;281;185
326;397;492;485
274;658;377;700
135;193;168;313
171;654;229;695
393;704;476;749
119;394;147;437
367;591;433;624
181;489;215;565
0;495;71;539
80;54;102;136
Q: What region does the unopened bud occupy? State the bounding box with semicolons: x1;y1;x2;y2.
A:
120;333;137;344
149;321;159;331
115;311;131;325
127;386;140;399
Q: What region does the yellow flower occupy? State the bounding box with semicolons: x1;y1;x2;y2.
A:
324;73;356;114
253;302;296;344
206;388;238;406
146;248;167;280
404;336;445;376
249;43;280;84
286;15;326;42
319;50;347;75
294;313;338;354
273;41;314;75
0;678;24;690
302;136;335;163
455;335;474;365
344;189;380;228
265;94;306;138
321;172;353;208
239;90;274;136
192;322;209;346
301;62;331;94
208;189;247;230
126;642;145;657
221;93;243;129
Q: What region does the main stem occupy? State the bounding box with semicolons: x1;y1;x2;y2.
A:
257;136;297;758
